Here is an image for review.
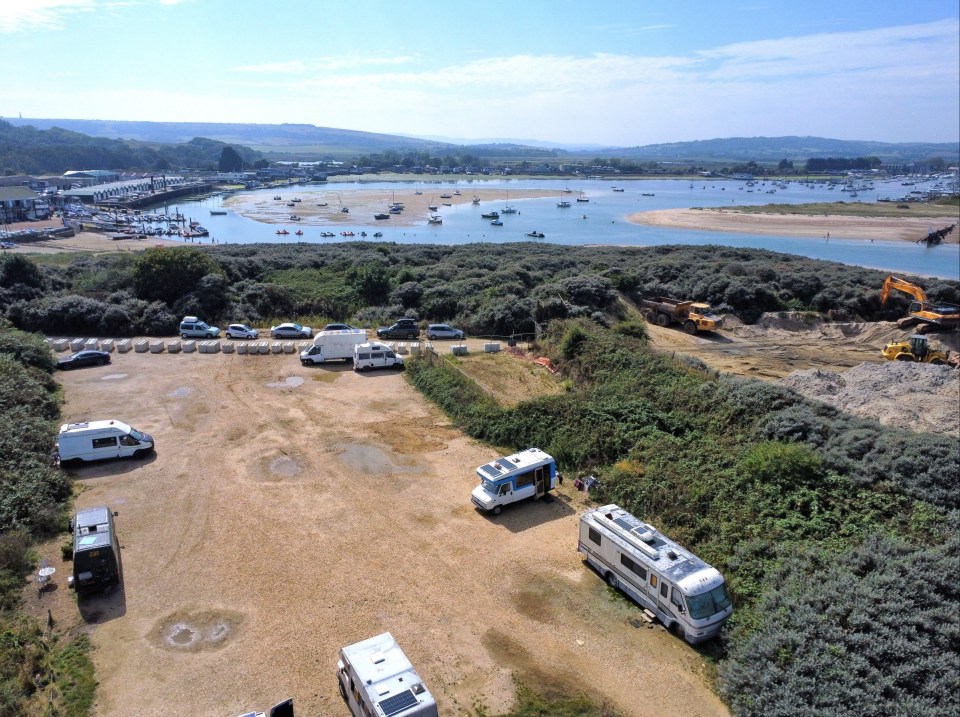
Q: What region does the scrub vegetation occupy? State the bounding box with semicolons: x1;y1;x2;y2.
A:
0;324;94;717
4;243;959;336
407;319;959;716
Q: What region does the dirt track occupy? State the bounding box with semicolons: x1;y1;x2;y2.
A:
36;347;726;717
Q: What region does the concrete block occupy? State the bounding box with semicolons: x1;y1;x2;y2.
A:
235;343;247;355
52;338;69;352
84;338;100;350
483;342;501;353
182;340;197;353
282;342;295;354
271;342;283;354
101;339;115;352
210;340;221;353
117;339;132;353
451;344;468;356
396;342;408;355
149;340;164;354
222;342;235;354
70;338;85;351
134;339;149;353
299;341;312;351
409;341;421;356
167;340;181;354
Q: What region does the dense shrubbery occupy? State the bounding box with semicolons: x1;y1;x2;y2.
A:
407;319;958;716
7;244;957;338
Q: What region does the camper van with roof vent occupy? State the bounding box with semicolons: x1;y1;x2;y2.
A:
578;504;732;643
337;632;437;717
57;419;154;466
470;447;556;515
68;505;122;593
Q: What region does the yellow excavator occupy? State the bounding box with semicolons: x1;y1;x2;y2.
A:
880;276;960;333
881;334;952;365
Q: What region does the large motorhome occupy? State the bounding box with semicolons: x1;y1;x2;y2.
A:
300;328;367;365
578;504;732;643
470;447;556;515
68;505;123;593
337;632;437;717
57;419;154;466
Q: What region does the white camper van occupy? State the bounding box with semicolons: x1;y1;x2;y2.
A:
578;504;732;643
57;420;154;466
300;329;367;365
470;447;557;515
337;632;437;717
353;341;404;371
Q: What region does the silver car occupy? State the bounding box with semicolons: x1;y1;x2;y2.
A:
270;322;313;339
225;323;259;339
426;323;465;340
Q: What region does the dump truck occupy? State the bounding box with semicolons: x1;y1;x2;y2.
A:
641;297;722;334
880;276;960;333
881;334;953;365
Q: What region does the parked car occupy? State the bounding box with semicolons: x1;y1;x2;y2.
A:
58;350;111;370
323;323;357;332
271;322;313;339
426;323;465;340
179;316;220;339
225;323;259;339
376;321;420;340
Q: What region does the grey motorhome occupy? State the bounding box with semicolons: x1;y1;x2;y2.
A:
57;419;154;465
300;328;367;365
578;504;732;643
68;505;122;593
337;632;437;717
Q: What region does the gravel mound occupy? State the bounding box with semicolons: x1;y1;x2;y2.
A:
780;362;959;436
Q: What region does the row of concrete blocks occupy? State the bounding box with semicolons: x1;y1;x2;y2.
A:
48;337;312;356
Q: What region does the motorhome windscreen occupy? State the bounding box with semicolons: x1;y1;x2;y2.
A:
129;429;145;441
481;478;498;493
686;583;732;619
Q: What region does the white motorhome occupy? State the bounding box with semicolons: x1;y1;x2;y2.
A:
57;420;154;466
337;632;437;717
300;329;367;365
470;447;556;515
353;341;404;371
578;504;732;643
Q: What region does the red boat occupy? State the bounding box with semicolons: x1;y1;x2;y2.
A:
295;230;304;236
341;231;355;236
276;229;289;235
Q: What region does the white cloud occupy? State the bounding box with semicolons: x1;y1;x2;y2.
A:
0;0;97;32
233;54;417;74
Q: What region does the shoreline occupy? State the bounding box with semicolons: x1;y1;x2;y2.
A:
626;207;959;243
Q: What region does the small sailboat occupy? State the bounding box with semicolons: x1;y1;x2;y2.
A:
501;190;517;214
338;193;349;213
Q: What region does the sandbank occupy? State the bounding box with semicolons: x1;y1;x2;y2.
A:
223;187;556;228
627;208;959;243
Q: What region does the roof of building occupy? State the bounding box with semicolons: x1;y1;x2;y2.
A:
0;186;38;201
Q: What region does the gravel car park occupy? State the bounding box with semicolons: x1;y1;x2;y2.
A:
270;322;313;339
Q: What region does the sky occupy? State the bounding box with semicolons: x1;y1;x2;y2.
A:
1;0;958;147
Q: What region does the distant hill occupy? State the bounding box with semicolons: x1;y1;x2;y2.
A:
3;117;957;167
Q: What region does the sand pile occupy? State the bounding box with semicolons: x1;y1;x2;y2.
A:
779;362;959;435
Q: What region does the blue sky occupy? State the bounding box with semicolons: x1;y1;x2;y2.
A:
1;0;958;146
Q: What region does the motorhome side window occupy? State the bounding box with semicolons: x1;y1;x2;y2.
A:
650;574;658;588
385;351;396;358
358;352;370;360
621;553;646;579
516;472;534;488
119;435;137;446
588;527;602;545
92;436;117;449
660;582;669;599
498;484;510;496
671;588;684;610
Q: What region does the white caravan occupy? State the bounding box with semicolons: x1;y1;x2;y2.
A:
353;341;404;371
57;420;155;466
471;447;557;515
300;328;367;365
578;504;732;643
337;632;437;717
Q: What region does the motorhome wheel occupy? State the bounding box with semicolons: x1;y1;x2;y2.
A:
492;505;502;516
133;449;148;459
338;680;347;700
606;572;618;590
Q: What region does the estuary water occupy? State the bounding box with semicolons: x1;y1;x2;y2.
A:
162;178;958;279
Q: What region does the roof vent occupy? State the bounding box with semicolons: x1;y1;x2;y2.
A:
667;550;678;560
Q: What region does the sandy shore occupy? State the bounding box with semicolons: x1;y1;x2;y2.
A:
224;187;556;228
627;208;959;243
3;218;187;255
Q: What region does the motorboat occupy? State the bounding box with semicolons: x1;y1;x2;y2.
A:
295;230;304;236
273;195;282;200
428;215;442;224
192;226;209;236
373;232;383;238
490;219;503;226
289;215;300;220
209;210;227;215
557;200;571;208
320;231;335;237
481;211;500;219
374;213;390;220
525;231;545;238
341;231;355;236
276;229;289;235
472;196;480;205
612;187;625;192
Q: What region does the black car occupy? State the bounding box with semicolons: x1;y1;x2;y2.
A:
376;322;420;340
323;323;356;331
58;350;111;370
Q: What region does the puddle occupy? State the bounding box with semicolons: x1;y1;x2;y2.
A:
266;376;305;389
337;443;419;474
152;610;243;652
269;456;302;477
101;373;128;381
167;386;191;397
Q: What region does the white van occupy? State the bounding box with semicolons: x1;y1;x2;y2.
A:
300;329;367;365
337;632;437;717
57;420;155;466
353;341;404;371
471;447;557;515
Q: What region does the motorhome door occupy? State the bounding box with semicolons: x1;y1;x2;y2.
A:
534;466;546;497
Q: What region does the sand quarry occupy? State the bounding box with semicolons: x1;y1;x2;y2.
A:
24;318;958;717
